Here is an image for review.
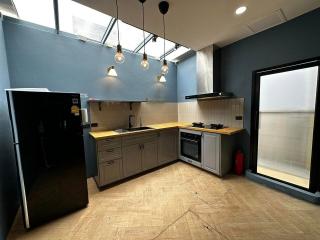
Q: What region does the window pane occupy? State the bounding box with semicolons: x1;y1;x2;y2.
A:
59;0;112;41
13;0;55;28
106;20;145;51
166;46;190;62
139;37;175;59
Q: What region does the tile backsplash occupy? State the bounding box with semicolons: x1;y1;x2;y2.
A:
89;102;178;131
178;98;244;128
89;98;244;131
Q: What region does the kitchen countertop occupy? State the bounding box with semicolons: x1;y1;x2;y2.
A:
89;122;243;140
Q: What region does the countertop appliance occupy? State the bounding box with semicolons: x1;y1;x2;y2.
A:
179;129;202;167
6;90;88;229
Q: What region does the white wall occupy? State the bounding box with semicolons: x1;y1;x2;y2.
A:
259;66;318;112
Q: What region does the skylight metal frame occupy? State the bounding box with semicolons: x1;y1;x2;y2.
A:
133;33;153;53
53;0;59;34
12;0;190;62
101;18;116;44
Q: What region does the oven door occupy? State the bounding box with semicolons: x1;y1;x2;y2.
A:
179;130;202;167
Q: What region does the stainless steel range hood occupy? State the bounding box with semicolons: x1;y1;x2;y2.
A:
185;45;233;100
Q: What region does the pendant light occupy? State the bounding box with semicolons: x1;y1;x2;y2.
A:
139;0;149;70
107;66;118;77
159;1;169;75
114;0;125;64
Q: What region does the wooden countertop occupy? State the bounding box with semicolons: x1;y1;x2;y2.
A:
89;122;243;140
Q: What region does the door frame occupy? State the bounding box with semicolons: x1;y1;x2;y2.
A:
250;56;320;192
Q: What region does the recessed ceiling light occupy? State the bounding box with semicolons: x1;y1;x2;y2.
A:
235;6;247;15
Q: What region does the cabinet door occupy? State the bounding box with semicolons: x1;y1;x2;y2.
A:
142;141;158;171
99;158;123;186
202;133;220;174
123;144;142;177
158;129;178;165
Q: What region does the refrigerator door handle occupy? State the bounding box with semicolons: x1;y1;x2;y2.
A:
7;91;30;228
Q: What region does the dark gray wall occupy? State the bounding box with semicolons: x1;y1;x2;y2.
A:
3;17;177;102
0;19;19;240
220;8;320;167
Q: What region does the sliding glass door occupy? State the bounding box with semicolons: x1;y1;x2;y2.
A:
251;58;320;191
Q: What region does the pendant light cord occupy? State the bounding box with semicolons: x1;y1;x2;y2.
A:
116;0;120;45
163;14;166;60
142;2;146;54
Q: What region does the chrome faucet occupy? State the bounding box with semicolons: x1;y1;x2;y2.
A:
128;114;135;129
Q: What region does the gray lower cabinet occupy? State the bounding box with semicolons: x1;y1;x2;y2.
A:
94;137;123;187
123;144;142;177
142;140;158;171
158;129;178;165
122;132;158;178
202;133;220;175
202;132;235;176
99;158;123;186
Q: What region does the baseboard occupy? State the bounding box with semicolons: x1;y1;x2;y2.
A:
246;170;320;204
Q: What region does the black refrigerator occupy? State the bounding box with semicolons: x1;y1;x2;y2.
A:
6;90;89;229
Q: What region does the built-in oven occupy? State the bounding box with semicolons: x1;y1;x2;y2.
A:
179;129;202;167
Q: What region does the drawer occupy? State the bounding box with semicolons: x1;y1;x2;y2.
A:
97;138;121;151
98;147;122;163
122;132;158;146
98;158;123;186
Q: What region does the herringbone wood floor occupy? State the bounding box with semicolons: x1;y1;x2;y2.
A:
8;162;320;240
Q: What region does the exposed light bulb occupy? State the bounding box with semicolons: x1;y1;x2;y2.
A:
140;53;149;70
115;44;125;64
161;59;169;75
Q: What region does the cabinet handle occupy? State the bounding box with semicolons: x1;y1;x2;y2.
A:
106;149;114;153
106;160;114;165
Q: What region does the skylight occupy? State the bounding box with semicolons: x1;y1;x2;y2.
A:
139;37;175;59
13;0;55;28
58;0;112;41
10;0;191;62
105;20;146;51
166;46;190;62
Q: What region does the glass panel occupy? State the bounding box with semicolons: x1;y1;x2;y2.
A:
105;20;145;51
13;0;55;28
166;46;190;62
257;66;319;188
139;37;175;59
59;0;112;41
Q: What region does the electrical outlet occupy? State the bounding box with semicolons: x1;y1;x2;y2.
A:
235;116;243;120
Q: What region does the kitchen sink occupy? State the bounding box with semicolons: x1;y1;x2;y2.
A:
114;127;153;133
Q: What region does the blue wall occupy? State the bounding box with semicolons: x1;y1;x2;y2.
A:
3;17;177;102
0;19;19;240
2;17;178;178
177;53;196;102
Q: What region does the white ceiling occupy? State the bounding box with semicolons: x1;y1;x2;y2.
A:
75;0;320;50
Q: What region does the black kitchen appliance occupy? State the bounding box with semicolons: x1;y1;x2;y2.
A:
180;129;202;167
6;90;88;229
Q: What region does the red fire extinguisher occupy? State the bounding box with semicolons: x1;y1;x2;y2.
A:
235;150;244;175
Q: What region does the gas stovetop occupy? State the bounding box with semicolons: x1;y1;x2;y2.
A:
191;122;226;130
